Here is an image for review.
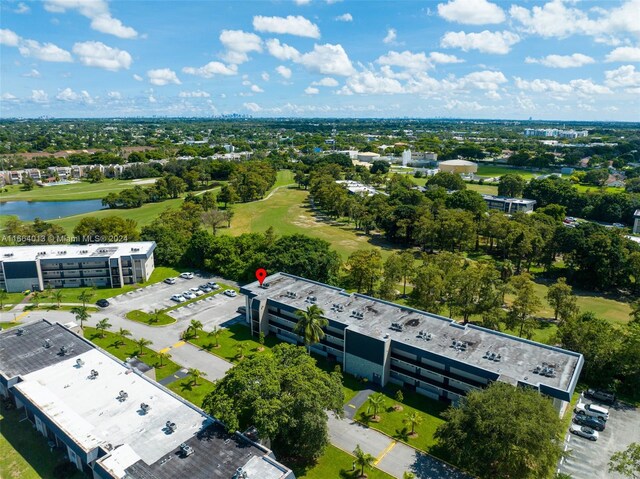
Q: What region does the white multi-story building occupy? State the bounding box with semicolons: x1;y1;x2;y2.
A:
634;209;640;235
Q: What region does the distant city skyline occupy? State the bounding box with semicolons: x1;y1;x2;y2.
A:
1;0;639;121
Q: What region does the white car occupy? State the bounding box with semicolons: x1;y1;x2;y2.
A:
170;294;186;303
199;285;212;293
224;289;237;297
164;277;177;285
190;287;200;292
575;403;609;421
193;290;204;297
207;281;220;289
183;291;196;300
569;424;599;441
180;272;194;279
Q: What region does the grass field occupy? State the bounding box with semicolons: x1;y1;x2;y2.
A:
189;322;280;363
166;377;216;408
1;179;154;202
476;165;550;180
294;445;396;479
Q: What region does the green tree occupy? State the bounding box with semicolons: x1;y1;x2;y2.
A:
86;167;104;183
235;342;247;359
96;318;112;338
148;308;162;325
410;262;445;314
70;306;90;331
583;169;609;186
115;327;131;348
200;191;217;211
498;174;526;197
546;277;579;322
403;473;416;479
353;444;375;478
366;393;385;419
395;389;404;405
294;305;328;354
345;249;383;294
0;290;7;309
609;442;640;479
53;290;63;308
403;411;423;436
631;301;640;324
135;337;152;356
218;184;239;208
189;319;203;338
201;344;343;464
165;175;187;198
208;326;221;348
434;382;565;479
78;289;94;308
427;171;466;191
506;274;542;338
201;209;227;236
188;368;206;386
157;350;171;368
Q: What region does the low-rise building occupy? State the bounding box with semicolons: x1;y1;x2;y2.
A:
356;152;381;162
241;273;583;413
0;320;294;479
336;180;381;196
0;242;156;293
438;159;478;174
481;194;536;214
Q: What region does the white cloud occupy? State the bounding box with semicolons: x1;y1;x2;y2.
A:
605;47;640;63
182;61;238;78
30;90;48;103
440;30;520;54
147;68;181;86
515;76;612;95
276;65;292;79
219;30;262;65
335;13;353;22
179;90;211;98
444;99;485;111
261;72;270;81
2;93;18;101
605;65;640;89
0;29;20;46
383;28;397;44
251;84;264;93
265;39;301;61
243;102;262;112
341;70;405;95
133;74;143;81
22;69;41;78
525;53;595;68
298;43;355;76
485;90;501;100
18;39;73;62
107;91;122;99
304;86;320;94
14;3;30;13
377;50;430;72
312;77;339;87
429;52;464;64
72;41;132;71
253;15;320;39
438;0;505;25
44;0;138;39
461;70;507;90
148;94;156;103
56;87;93;103
294;0;311;4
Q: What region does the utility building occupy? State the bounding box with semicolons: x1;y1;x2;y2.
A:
241;273;583;413
0;320;294;479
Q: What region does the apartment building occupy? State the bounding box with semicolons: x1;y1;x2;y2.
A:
241;273;583;413
0;242;156;293
481;194;536;214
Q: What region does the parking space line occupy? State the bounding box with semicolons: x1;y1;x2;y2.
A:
374;440;396;465
172;341;186;348
159;347;171;354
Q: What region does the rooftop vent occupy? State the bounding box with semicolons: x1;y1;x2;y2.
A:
180;442;195;457
16;328;25;336
451;340;467;351
117;390;128;402
390;322;404;332
306;295;317;304
76;358;85;367
89;369;99;379
351;310;364;319
140;402;151;414
166;421;177;433
260;282;270;289
234;467;248;479
285;291;298;299
3;253;13;257
417;330;432;341
331;303;345;312
59;346;68;356
131;248;140;252
43;339;51;349
483;351;501;362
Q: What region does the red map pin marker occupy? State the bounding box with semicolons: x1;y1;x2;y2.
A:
255;268;267;286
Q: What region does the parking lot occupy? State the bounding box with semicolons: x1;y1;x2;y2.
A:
558;394;640;479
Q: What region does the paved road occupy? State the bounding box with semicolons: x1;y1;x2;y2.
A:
344;388;375;419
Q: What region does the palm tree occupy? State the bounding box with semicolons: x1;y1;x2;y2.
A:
294;304;328;354
135;338;152;356
188;368;206;386
157;351;171;368
54;290;63;308
353;444;375;478
366;393;385;420
189;319;203;338
70;306;90;331
148;308;162;324
403;411;423;437
96;318;112;338
208;327;221;348
78;289;94;308
235;343;247;359
115;328;131;348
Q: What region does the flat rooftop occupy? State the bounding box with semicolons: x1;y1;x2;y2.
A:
634;209;640;217
242;273;582;394
14;348;208;465
0;242;155;263
481;194;536;205
0;320;93;379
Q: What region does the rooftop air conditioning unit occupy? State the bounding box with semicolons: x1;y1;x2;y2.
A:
76;358;85;367
59;346;67;356
90;369;99;379
16;328;25;336
43;339;51;348
140;403;151;414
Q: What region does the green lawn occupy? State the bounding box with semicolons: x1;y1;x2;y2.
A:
271;169;296;189
356;386;448;454
83;327;180;380
294;445;396;479
1;292;28;311
0;179;152;202
476;165;550;180
0;406;85;479
0;322;19;329
189;322;279;363
166;377;216;408
126;309;176;326
466;183;499;195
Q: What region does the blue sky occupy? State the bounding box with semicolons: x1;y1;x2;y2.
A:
1;0;639;120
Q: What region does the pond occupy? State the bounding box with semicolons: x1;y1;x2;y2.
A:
0;199;105;221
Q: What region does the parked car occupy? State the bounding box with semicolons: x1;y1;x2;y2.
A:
180;272;194;279
96;299;110;308
183;291;196;300
573;414;605;431
570;424;599;441
193;290;204;297
207;281;219;289
224;289;237;297
584;389;616;405
199;285;212;293
171;294;186;303
575;403;609;421
189;287;201;292
164;277;177;285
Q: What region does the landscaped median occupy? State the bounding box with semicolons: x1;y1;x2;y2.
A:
125;309;175;326
294;445;395;479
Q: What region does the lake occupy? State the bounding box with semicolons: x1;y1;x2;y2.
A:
0;200;105;221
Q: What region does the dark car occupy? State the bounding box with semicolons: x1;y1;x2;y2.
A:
585;389;616;405
96;299;110;308
573;414;605;431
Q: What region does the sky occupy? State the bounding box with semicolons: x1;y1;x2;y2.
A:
0;0;639;121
